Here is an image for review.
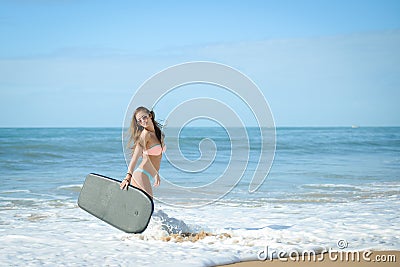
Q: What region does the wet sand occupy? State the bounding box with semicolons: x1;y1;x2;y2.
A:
219;250;399;267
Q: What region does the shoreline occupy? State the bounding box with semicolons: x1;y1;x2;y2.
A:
219;250;399;266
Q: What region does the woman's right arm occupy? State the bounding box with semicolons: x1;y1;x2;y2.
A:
120;144;143;190
127;144;142;174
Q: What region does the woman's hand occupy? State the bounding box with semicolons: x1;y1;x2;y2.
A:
153;173;160;187
120;173;132;190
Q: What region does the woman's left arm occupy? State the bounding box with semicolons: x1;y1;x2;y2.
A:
153;173;160;187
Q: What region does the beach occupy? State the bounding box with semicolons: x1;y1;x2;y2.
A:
0;127;399;266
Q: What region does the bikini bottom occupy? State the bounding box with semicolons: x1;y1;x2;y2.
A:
134;168;153;180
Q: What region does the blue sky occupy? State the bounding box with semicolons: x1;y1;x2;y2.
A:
0;0;399;127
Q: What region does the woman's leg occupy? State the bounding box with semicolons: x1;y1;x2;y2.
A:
132;170;153;198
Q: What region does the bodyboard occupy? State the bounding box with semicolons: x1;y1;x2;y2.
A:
78;173;154;233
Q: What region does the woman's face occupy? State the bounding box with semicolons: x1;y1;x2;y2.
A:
136;110;151;128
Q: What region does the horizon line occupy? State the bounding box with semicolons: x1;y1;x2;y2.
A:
1;125;399;129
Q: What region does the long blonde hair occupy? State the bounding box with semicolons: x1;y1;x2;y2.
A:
128;106;163;151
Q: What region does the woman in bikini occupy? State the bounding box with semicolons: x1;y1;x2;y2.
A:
120;106;165;198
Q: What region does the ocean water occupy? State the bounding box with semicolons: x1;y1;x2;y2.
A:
0;127;399;266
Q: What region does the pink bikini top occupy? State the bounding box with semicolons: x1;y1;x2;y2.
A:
143;144;166;156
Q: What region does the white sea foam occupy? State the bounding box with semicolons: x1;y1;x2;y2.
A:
57;184;83;192
0;189;31;194
0;189;399;266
